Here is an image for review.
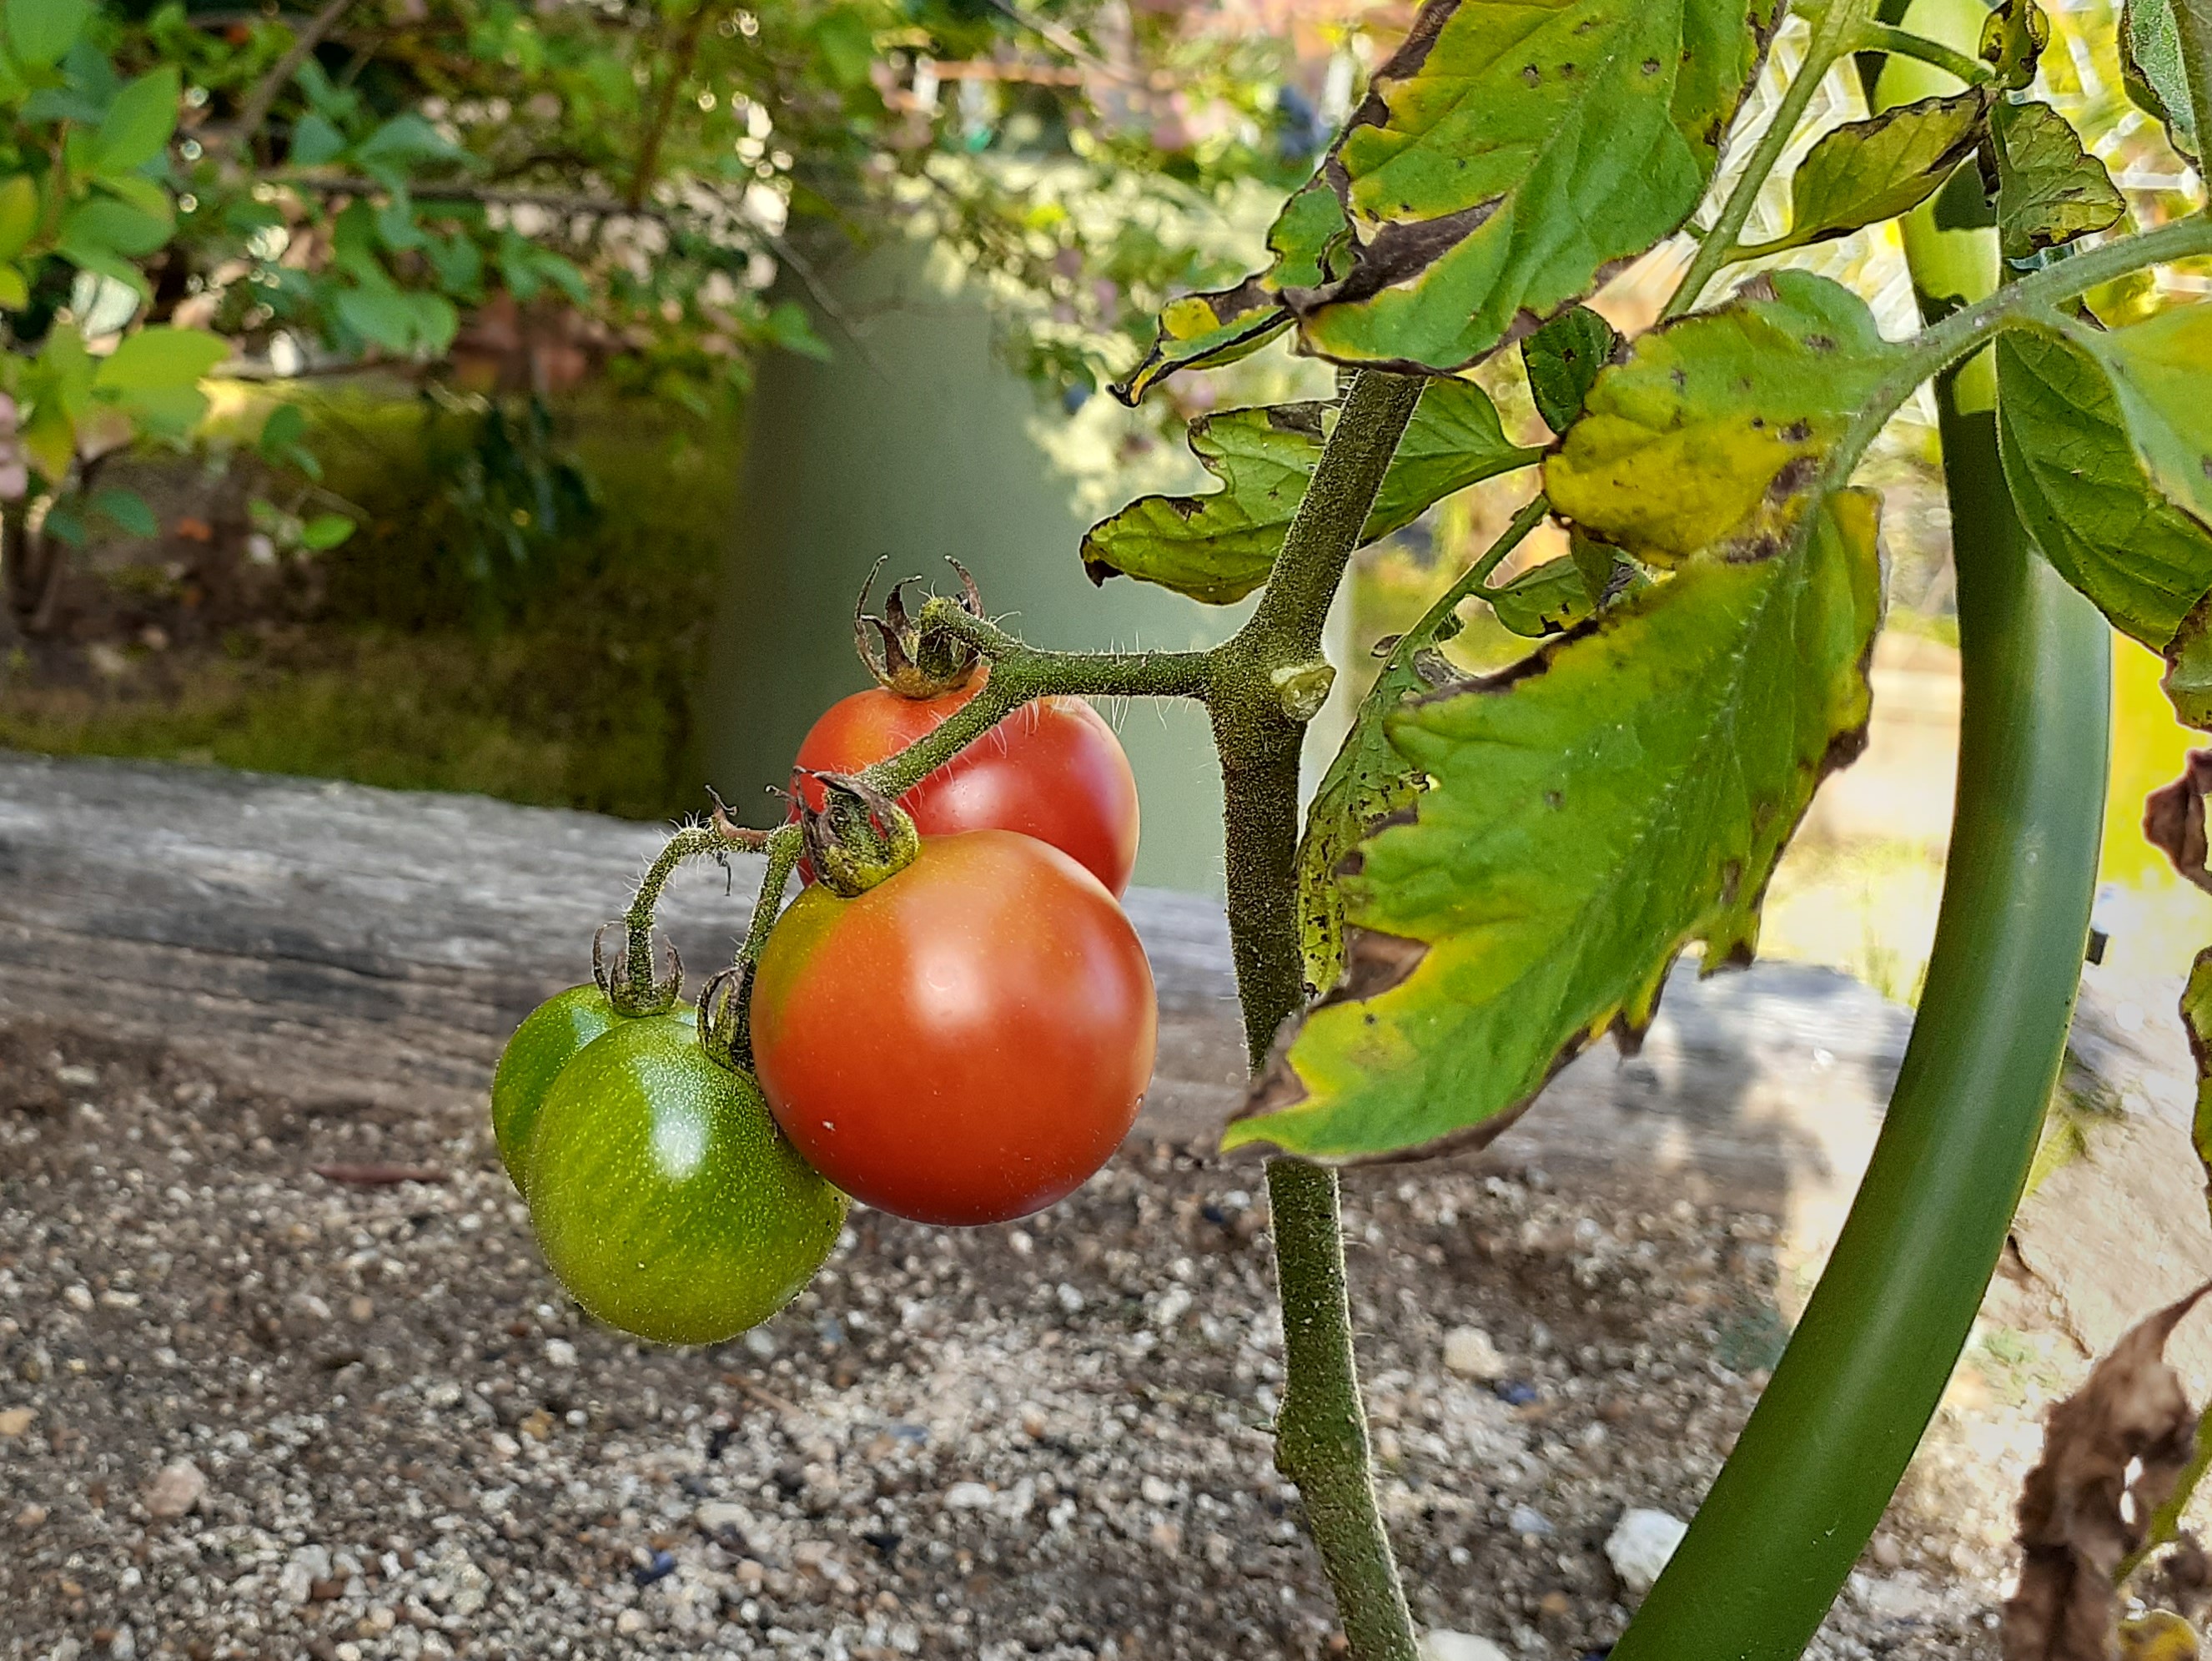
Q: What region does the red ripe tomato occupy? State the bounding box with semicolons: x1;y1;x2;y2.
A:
750;828;1158;1226
791;672;1140;896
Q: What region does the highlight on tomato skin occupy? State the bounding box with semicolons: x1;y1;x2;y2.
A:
523;1014;848;1346
749;827;1159;1228
790;670;1141;897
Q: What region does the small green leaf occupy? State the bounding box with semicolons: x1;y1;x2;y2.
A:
94;325;228;391
0;174;38;262
1296;642;1455;994
94;66;179;174
2186;951;2212;1178
1545;269;1901;565
90;485;156;537
1279;0;1777;372
1997;313;2212;650
1521;306;1618;435
58;197;171;262
354;113;465;175
300;512;355;551
7;0;89;68
762;299;832;360
1760;91;1988;254
2122;0;2199;161
1487;555;1598;637
1113;178;1347;404
1083;379;1535;604
0;264;28;310
1231;490;1883;1160
1993;99;2125;262
1979;0;2049;89
289;111;348;168
41;496;85;545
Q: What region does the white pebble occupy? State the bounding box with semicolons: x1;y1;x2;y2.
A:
1423;1633;1510;1661
1607;1507;1690;1594
1441;1326;1505;1381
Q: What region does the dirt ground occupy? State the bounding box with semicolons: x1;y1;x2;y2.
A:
0;1015;2077;1661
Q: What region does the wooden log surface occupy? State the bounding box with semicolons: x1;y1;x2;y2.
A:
0;752;2189;1240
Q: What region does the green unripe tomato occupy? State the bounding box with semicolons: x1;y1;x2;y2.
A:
490;985;619;1195
524;1014;847;1346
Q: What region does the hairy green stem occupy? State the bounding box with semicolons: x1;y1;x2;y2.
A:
1214;369;1424;1661
1664;0;1872;319
1467;493;1556;601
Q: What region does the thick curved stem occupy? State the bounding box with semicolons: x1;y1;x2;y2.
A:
1612;10;2111;1653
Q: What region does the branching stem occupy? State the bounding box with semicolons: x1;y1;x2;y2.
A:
1856;22;1993;85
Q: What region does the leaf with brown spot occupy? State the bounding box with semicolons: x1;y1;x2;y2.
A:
1278;0;1779;373
1752;90;1990;256
2002;1284;2212;1661
1993;99;2126;264
1545;270;1902;566
1231;490;1882;1160
1083;378;1534;604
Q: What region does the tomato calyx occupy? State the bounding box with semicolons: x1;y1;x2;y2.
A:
696;964;753;1073
591;918;684;1017
794;771;920;896
854;556;986;699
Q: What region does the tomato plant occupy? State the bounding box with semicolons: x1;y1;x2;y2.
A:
752;828;1157;1226
494;0;2212;1650
524;1012;847;1347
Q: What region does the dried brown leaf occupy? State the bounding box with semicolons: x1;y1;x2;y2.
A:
2003;1283;2212;1661
2147;751;2212;895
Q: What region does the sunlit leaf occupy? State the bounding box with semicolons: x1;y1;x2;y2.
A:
94;326;227;391
2122;0;2200;161
1230;490;1882;1160
0;265;25;310
1546;269;1900;565
0;174;38;264
1113;178;1348;404
1996;313;2212;651
1521;306;1618;435
1278;0;1777;372
300;513;356;551
1082;379;1534;603
1993;99;2125;262
1759;91;1988;254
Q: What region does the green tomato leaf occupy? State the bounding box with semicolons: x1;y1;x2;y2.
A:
2121;0;2199;161
93;65;179;174
1545;269;1900;565
0;264;27;310
7;0;89;68
1487;554;1601;637
89;484;156;537
1996;313;2212;651
2169;595;2212;729
300;512;356;551
289;110;348;168
1521;305;1619;435
813;4;876;88
1979;0;2049;90
0;174;38;263
1761;91;1988;254
1113;177;1349;405
1232;488;1883;1160
1278;0;1777;373
1993;100;2125;262
354;113;465;180
1082;378;1534;604
762;299;832;360
1296;641;1460;995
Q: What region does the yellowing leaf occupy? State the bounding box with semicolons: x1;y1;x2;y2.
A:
0;174;38;263
1757;91;1988;255
1082;380;1534;604
1230;491;1882;1160
1279;0;1777;373
1545;270;1900;564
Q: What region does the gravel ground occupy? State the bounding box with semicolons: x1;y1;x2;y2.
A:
0;1015;2061;1661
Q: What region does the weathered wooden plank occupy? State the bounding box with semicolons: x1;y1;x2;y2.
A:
0;749;1926;1215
